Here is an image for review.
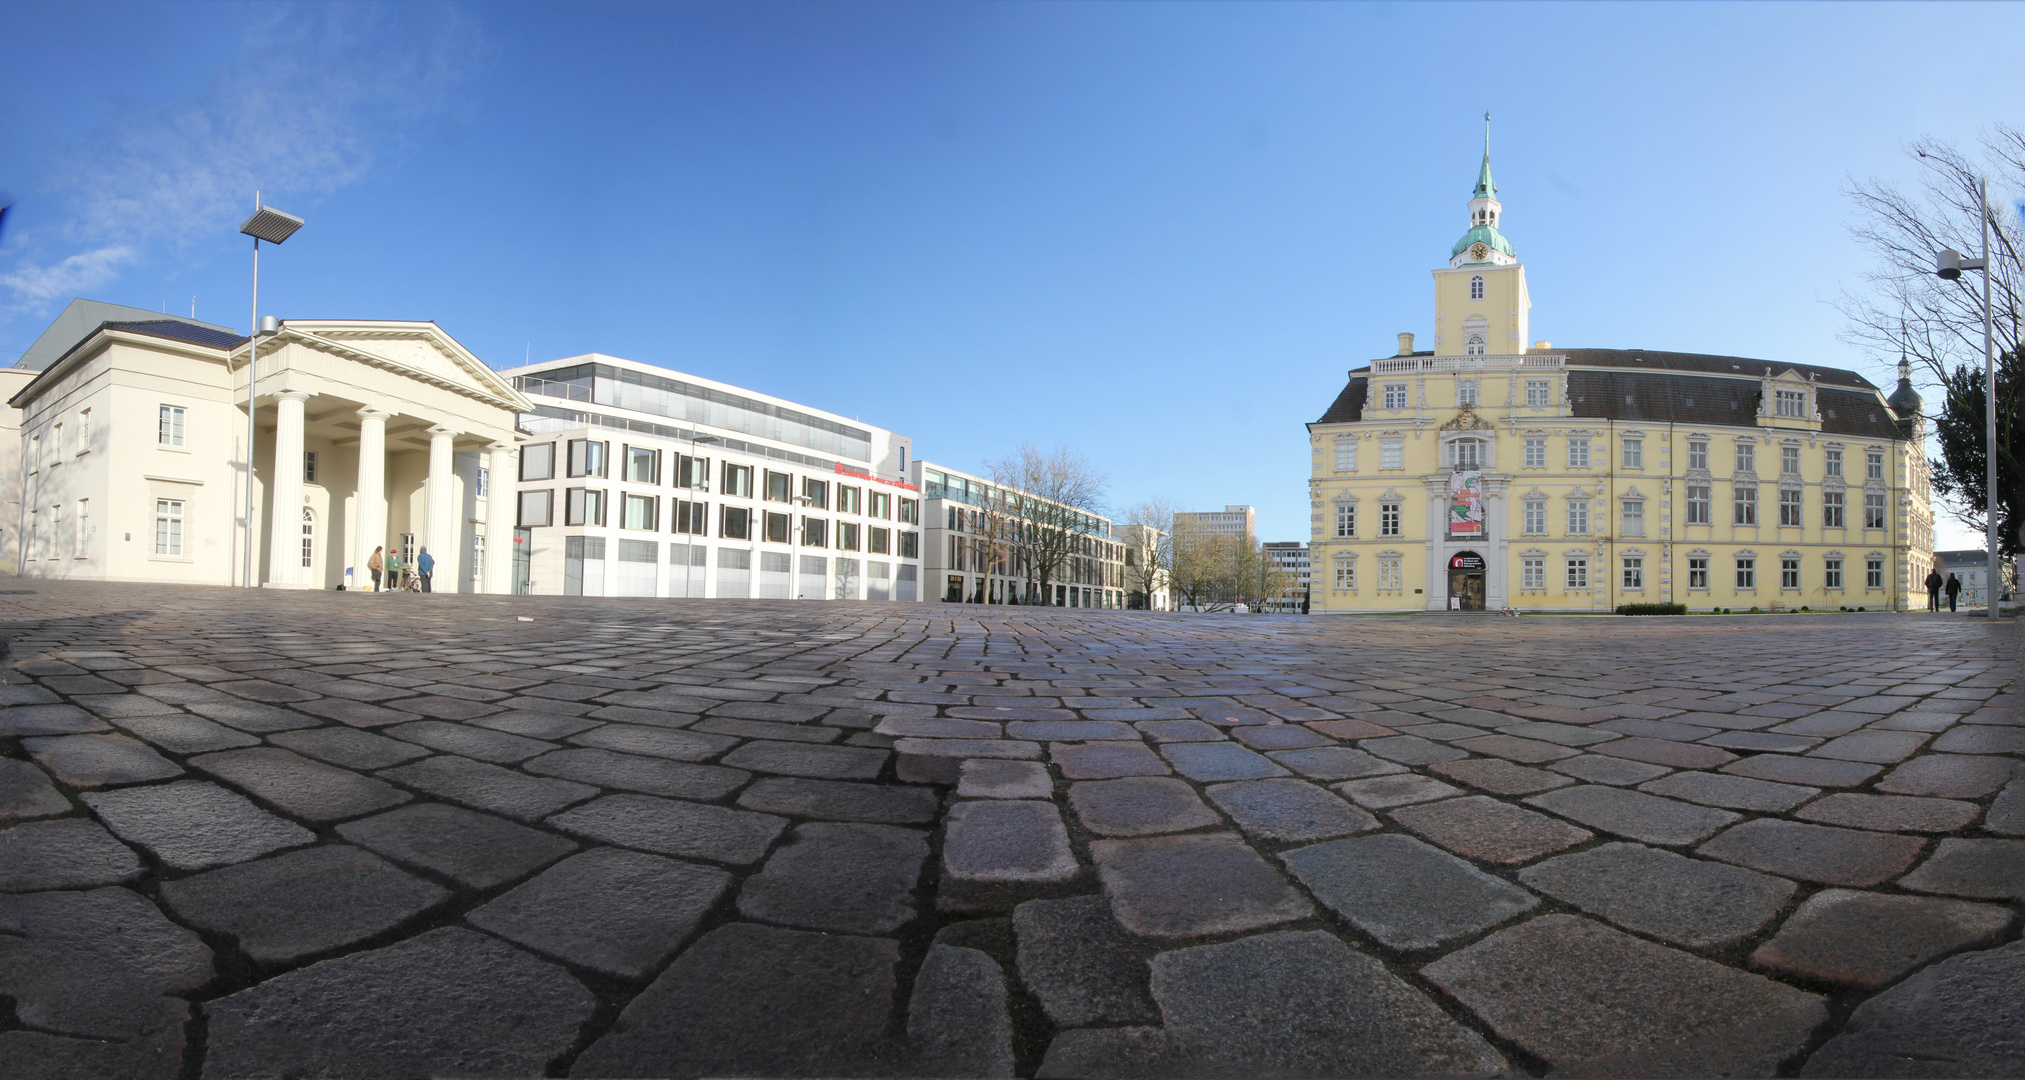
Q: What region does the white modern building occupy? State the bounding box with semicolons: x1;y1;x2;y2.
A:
1120;523;1172;611
1176;504;1257;538
917;461;1125;607
503;354;924;600
11;305;528;591
1935;549;2017;606
1262;540;1311;614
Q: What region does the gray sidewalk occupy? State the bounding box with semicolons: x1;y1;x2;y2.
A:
0;581;2019;1078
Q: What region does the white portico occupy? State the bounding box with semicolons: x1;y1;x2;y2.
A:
12;315;530;592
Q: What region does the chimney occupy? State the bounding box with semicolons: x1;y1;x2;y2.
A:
1396;332;1415;356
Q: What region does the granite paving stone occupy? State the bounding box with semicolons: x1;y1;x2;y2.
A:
1932;724;2025;754
1800;939;2025;1077
570;722;738;763
1335;772;1463;808
384;719;555;763
0;758;72;823
1550;753;1674;785
0;820;142;892
1230;723;1334;750
471;710;601;740
1453;732;1581;763
902;943;1016;1079
293;697;416;728
1359;734;1471;765
875;716;1004;739
941;799;1079;909
1699;818;1928;887
0;702;109;736
1797;792;1982;833
1593;736;1738;770
1205;777;1378;841
1070;776;1221;836
547;794;788;866
467;847;731;979
1013;896;1160;1026
1526;784;1740;846
204;926;596;1079
378;754;598;822
1702;730;1824;753
1390;794;1594;865
0;886;212;997
1638;770;1821;812
570;923;897;1078
1431;756;1576;795
1810;729;1933;764
692;716;842;742
1091;832;1313;938
1051;740;1170;779
1751;888;2014;989
105;712;260;754
1264;745;1406;781
1875;753;2020;798
1896;838;2025;900
1134;718;1226;742
1721;753;1885;787
23;733;184;787
1284;833;1537;951
737;821;927;934
1158;740;1291;780
721;738;890;779
1306;718;1399;740
1010;719;1139;741
955;758;1054;799
1518;842;1796;949
1495;720;1621;746
187;699;321;733
526;746;750;800
1395;722;1496;742
738;775;940;822
160;845;450;964
336;802;578;889
191;746;412;823
1037;930;1508;1079
1990;776;2025;836
1429;914;1828;1076
81;781;314;871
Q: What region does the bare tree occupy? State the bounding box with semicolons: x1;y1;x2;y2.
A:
1841;129;2023;552
1168;518;1222;611
986;443;1108;604
970;484;1019;603
1123;499;1174;610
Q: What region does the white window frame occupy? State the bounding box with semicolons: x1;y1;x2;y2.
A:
1621;499;1645;536
1521;556;1545;589
1824;557;1843;589
1825;449;1843;477
1525;380;1551;408
155;499;185;557
1734;487;1757;525
1775;389;1806;418
1781;557;1801;590
1566;557;1589;589
1567;438;1591;469
158;405;186;448
1782;445;1801;476
1469;274;1484;300
1864;492;1886;530
1379;502;1401;537
1736;557;1756;589
1334;504;1355;538
1380;439;1404;470
1823;491;1845;528
1456;380;1478;407
1866;451;1885;480
1523;438;1546;468
1333;442;1356;472
1686;485;1711;525
1622;556;1643;589
1523;500;1546;535
1382;384;1408;410
1378;556;1403;591
1566;499;1590;536
1688;440;1708;470
1866;557;1884;589
1688;556;1709;590
1622;438;1643;469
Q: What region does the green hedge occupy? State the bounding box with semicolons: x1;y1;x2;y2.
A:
1616;603;1688;616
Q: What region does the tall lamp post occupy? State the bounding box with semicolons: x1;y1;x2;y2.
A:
1933;173;1998;615
237;198;305;588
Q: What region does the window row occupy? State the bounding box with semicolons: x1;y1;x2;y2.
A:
1376;379;1556;412
1332;502;1403;538
1685;555;1885;591
1683;488;1887;529
516;489;919;555
1329;435;1893;482
518;440;915;521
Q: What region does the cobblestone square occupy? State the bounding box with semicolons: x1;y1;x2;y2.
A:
2;581;2020;1078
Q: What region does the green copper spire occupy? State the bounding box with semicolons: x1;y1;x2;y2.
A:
1473;111;1495;198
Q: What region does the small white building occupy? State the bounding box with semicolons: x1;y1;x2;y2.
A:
1120;523;1172;610
1934;549;2018;605
916;461;1124;608
11;307;528;591
502;354;924;600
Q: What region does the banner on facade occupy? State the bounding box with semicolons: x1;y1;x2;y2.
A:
1448;470;1484;537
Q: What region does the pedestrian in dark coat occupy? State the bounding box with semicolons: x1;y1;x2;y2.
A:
1945;572;1963;612
1925;568;1945;611
418;548;435;593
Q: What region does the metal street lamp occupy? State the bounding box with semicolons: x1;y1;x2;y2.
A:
1932;173;1999;616
238;198;304;588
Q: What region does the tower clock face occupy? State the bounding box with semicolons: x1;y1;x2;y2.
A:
1471;242;1489;261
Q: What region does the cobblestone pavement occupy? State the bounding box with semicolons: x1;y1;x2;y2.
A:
1;581;2021;1079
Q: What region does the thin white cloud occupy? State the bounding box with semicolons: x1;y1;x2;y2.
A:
2;3;478;320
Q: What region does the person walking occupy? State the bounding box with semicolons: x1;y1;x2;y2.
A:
367;546;384;592
1945;572;1962;613
418;547;435;593
1925;568;1945;611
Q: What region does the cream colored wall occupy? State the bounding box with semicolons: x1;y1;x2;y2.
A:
1309;371;1928;614
0;369;33;573
1432;264;1529;357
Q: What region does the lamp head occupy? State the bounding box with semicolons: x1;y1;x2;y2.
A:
239;206;304;244
1936;247;1966;281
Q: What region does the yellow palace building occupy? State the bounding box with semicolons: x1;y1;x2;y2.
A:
1308;132;1935;614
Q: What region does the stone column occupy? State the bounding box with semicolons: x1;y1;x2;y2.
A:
355;408;391;590
265;391;311;587
1425;480;1447;610
484;442;515;594
1484;477;1507;609
425;426;457;591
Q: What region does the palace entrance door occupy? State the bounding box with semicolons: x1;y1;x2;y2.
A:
1448;552;1486;611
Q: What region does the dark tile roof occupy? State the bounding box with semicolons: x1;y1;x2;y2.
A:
104;320;247;350
1317;347;1905;440
1315;376;1366;424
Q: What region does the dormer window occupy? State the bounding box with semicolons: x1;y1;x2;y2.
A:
1466;335;1486;355
1775;389;1806;418
1469;275;1485;300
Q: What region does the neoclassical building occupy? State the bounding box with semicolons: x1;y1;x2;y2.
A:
12;313;529;591
1308;140;1934;613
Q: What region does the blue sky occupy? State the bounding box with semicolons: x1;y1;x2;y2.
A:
3;2;2020;549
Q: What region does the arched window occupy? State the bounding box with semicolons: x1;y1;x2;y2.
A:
1469;275;1485;300
300;508;315;570
1466;335;1486;355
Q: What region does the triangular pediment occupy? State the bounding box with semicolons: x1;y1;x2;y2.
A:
241;320;532;412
